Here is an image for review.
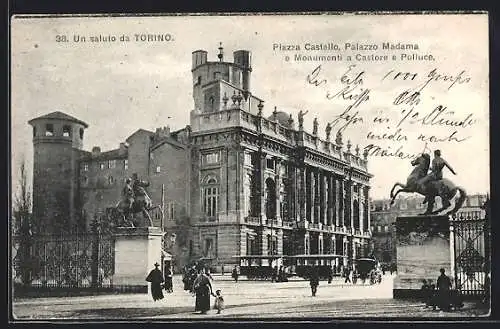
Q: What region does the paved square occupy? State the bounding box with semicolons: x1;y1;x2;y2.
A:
12;274;489;320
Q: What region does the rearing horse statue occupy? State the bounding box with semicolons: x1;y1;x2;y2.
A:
389;153;467;215
107;176;157;227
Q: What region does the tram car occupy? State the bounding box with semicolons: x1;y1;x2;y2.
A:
288;255;345;280
355;258;382;285
233;255;288;280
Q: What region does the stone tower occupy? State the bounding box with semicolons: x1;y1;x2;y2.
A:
28;111;88;233
190;44;252;118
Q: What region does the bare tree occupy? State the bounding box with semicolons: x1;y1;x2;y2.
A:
13;160;32;234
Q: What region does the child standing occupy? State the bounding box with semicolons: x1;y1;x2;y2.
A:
214;289;225;314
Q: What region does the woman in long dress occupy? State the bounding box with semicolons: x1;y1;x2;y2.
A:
193;269;215;314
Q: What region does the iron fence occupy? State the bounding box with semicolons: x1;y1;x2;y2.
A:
12;230;115;289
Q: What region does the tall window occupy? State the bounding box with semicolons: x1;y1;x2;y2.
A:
244;152;253;166
108;176;114;185
267;234;278;255
204;238;214;258
79;128;84;139
265;178;276;219
99;163;106;170
124;159;128;170
202;151;220;165
108;160;116;169
167;202;175;220
202;176;219;218
247;233;257;255
82;163;89;172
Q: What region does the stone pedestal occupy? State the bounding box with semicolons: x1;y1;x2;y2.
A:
113;227;164;290
393;215;451;299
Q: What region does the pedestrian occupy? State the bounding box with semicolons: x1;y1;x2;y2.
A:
213;289;225;314
164;265;173;293
232;265;239;283
436;268;452;311
193;268;215;314
327;266;333;284
145;262;164;301
310;266;320;297
221;264;225;276
344;266;351;284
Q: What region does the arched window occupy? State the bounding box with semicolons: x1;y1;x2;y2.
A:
202;175;219;218
208;96;215;112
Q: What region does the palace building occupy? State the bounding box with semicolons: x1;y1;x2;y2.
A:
29;45;373;270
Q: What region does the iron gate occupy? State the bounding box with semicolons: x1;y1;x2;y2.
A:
451;208;490;299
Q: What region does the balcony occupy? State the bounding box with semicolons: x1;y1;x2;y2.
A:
244;216;260;225
266;218;280;227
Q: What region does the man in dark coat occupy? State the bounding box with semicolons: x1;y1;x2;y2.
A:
310;266;320;297
164;265;173;293
436;268;452;311
146;262;164;301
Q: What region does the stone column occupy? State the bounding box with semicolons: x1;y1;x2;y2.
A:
327;174;333;226
275;158;281;222
299;166;306;221
259;152;267;222
322;172;328;226
334;177;340;227
339;178;345;227
314;169;320;224
307;167;316;223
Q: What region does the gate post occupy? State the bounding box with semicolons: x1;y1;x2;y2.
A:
90;218;100;288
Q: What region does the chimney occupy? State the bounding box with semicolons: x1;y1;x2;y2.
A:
92;146;101;156
119;142;128;155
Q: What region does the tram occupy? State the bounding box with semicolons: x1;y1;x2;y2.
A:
288;254;346;280
233;255;288;280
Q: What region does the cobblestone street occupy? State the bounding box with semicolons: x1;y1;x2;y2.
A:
12;274;489;320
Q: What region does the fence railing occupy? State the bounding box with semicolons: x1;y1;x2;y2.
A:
12;230;115;290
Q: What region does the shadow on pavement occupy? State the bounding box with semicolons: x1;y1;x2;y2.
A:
67;301;278;319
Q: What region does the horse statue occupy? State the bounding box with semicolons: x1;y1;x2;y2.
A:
106;176;158;227
389;153;467;216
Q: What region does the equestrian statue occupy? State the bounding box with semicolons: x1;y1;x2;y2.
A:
106;173;157;227
389;150;467;216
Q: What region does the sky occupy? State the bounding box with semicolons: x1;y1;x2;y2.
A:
11;13;489;200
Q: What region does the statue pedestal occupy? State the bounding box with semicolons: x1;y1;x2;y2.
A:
113;227;164;291
393;215;451;299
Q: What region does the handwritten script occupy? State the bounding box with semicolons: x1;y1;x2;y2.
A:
305;64;476;160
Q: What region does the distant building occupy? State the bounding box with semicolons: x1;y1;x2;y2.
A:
28;45;373;270
370;194;487;268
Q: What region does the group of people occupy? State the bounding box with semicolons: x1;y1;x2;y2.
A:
421;268;464;312
148;263;225;314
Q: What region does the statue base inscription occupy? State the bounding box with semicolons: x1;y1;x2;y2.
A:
393;215;451;299
113;227;164;292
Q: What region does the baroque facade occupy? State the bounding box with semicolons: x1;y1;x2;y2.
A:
29;45;373;270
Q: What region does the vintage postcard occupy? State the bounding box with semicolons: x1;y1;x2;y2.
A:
10;13;490;320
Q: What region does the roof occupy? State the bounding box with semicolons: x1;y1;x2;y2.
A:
80;148;127;161
125;129;154;143
28;111;89;128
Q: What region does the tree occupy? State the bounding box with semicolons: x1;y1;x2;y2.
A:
13;161;32;234
13;160;35;285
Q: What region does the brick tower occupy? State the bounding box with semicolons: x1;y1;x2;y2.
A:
28;111;88;233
